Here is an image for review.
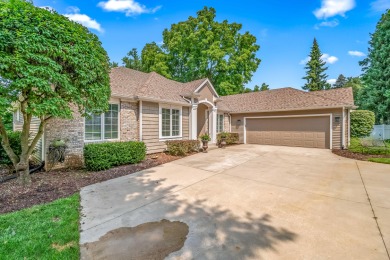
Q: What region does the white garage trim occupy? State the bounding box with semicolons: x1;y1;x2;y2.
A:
243;114;333;149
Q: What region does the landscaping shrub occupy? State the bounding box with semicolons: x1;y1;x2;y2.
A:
0;131;22;166
165;140;200;156
349;137;390;155
350;110;375;138
217;132;239;145
84;141;146;171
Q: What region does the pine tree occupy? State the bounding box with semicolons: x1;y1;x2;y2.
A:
333;74;347;88
360;9;390;123
302;38;329;91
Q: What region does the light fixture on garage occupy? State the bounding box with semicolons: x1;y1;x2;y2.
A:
335;116;341;123
237;119;242;125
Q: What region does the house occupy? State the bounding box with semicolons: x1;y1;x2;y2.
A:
13;67;355;168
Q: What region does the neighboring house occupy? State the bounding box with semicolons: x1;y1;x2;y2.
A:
13;67;355;168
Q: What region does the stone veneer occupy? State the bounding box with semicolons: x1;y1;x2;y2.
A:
120;101;139;141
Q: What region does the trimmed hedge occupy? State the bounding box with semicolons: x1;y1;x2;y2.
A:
84;141;146;171
0;131;22;166
165;140;200;156
217;132;239;145
350;110;375;138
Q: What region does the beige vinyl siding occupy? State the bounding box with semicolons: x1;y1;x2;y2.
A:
141;102;190;154
13;112;43;161
197;83;215;102
182;107;189;140
230;108;344;149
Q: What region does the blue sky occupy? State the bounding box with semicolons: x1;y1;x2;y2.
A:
34;0;390;90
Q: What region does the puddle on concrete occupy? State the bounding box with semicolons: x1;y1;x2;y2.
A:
81;219;189;260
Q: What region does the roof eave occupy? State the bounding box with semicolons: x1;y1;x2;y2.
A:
229;105;354;114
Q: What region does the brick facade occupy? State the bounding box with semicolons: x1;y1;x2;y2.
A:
44;107;84;169
120;101;139;141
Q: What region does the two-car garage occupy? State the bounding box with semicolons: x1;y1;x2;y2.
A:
244;115;332;149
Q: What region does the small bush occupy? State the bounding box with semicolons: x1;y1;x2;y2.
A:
165;140;200;156
0;131;22;166
217;132;239;146
349;137;390;155
84;141;146;171
350;110;375;138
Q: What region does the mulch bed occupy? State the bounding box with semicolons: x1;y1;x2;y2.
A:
0;153;184;214
332;149;390;161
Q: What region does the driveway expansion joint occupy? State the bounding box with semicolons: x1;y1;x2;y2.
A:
356;161;390;259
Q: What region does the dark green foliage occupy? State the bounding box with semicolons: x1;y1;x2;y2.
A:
302;38;330;91
84;141;146;171
165;140;200;156
333;74;347;88
344;77;363;104
123;7;260;95
109;61;119;68
217;132;239;145
350;110;375;138
0;131;21;165
122;48;143;71
260;83;270;91
359;10;390;124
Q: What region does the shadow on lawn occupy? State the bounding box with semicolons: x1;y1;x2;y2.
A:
80;167;298;259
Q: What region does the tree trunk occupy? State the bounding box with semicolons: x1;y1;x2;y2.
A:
16;160;30;184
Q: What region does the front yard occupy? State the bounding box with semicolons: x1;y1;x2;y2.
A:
333;137;390;164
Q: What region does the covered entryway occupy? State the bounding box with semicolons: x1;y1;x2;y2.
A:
245;116;331;149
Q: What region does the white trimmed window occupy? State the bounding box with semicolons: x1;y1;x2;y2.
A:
217;114;224;133
85;104;119;141
160;105;182;138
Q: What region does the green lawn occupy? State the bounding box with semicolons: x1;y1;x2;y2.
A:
0;194;80;259
368;158;390;164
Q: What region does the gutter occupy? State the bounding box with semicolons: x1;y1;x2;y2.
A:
228;105;357;114
111;94;191;107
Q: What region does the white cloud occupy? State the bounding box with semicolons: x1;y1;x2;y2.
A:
371;0;390;12
348;50;366;57
300;57;311;65
314;0;356;19
300;54;338;65
39;6;55;12
327;79;337;85
64;7;103;32
316;19;339;29
98;0;161;16
321;53;338;64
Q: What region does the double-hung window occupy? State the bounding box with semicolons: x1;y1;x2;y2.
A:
160;106;181;138
217;114;224;133
85;104;119;141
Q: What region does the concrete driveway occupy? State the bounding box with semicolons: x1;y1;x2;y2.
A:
80;145;390;260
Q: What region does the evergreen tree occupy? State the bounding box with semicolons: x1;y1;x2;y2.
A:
302;38;329;91
333;74;347;88
360;9;390;123
253;85;260;91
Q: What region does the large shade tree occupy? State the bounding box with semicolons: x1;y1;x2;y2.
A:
359;9;390;123
0;0;110;183
302;38;330;91
122;7;261;95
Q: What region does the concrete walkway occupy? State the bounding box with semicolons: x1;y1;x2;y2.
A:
80;145;390;259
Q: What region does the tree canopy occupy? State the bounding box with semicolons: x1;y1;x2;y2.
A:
302;38;330;91
122;7;261;95
0;0;110;182
359;9;390;123
333;74;347;88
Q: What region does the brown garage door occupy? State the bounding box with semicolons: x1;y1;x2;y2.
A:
246;116;330;149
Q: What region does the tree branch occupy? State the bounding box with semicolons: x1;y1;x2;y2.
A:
27;116;52;156
0;117;19;165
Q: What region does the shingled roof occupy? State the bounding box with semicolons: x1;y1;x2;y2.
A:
110;67;207;104
218;87;355;113
110;68;355;112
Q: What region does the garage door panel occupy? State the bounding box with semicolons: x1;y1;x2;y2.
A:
246;117;330;149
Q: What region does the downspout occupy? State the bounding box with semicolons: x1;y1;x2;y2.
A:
139;100;143;141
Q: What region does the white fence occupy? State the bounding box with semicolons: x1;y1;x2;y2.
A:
370;125;390;140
